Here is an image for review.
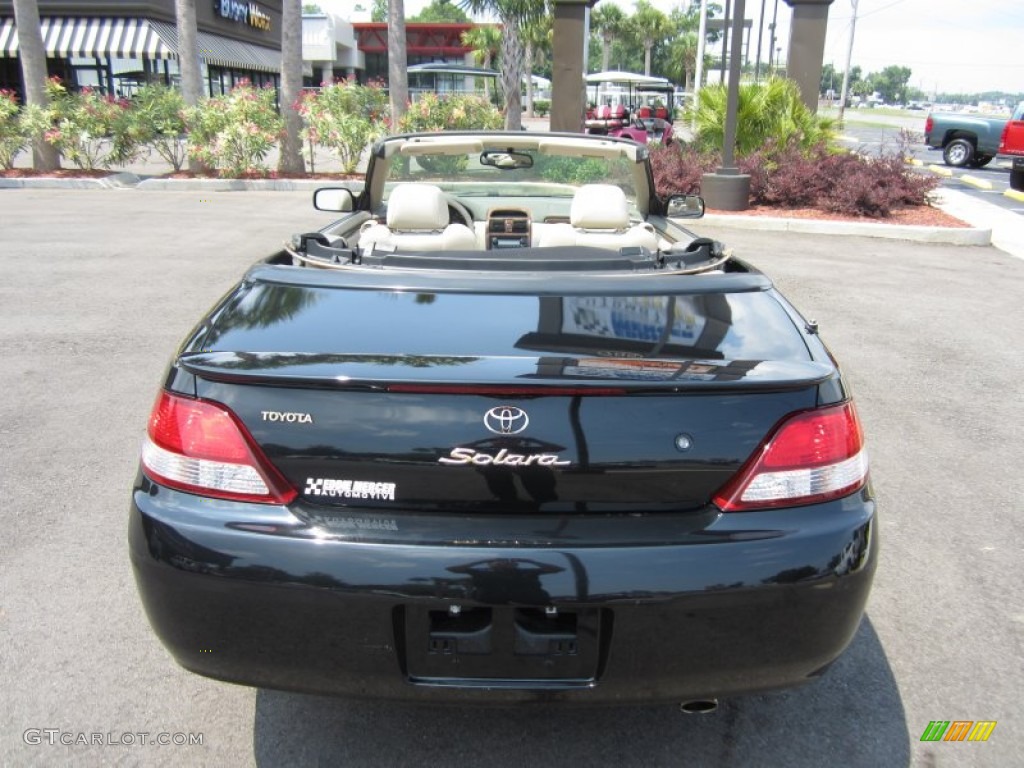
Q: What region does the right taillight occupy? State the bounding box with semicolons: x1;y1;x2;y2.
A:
713;402;868;512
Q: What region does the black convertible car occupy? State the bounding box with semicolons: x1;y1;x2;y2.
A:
130;132;876;709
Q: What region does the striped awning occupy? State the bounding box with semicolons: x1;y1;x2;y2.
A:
0;17;173;59
0;17;280;73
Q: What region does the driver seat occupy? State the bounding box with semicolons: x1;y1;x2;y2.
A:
359;183;477;251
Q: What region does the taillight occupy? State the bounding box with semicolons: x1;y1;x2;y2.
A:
999;121;1010;153
141;391;296;504
713;402;868;512
924;115;933;134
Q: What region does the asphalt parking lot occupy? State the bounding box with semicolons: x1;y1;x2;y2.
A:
1;189;1021;767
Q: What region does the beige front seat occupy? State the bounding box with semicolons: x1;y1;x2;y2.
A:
359;183;477;251
538;184;659;251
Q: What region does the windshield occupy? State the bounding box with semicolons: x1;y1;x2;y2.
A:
382;149;642;205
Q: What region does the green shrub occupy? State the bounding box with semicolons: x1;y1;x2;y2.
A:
535;155;610;185
42;78;137;170
0;89;30;169
533;99;550;117
124;84;188;171
297;80;389;173
185;82;283;176
687;77;835;156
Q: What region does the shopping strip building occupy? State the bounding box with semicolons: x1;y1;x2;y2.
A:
0;1;481;99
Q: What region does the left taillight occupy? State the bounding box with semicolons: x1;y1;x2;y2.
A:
141;391;297;504
713;402;868;512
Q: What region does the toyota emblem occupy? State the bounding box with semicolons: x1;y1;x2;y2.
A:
483;406;529;435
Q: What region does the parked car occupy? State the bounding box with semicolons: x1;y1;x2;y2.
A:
998;107;1024;191
924;109;1011;167
129;131;877;708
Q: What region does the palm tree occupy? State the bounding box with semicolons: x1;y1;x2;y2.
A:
630;0;670;77
460;25;501;98
12;0;59;169
388;0;409;129
278;0;305;173
175;0;204;172
521;15;550;117
459;0;545;131
591;4;625;73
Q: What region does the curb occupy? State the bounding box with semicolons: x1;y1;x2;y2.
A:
927;164;953;177
1004;188;1024;203
701;213;991;246
0;176;111;189
136;177;342;192
1;174;360;192
959;174;993;191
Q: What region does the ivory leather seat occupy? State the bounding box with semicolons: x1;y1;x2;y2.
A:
536;184;659;251
359;183;477;251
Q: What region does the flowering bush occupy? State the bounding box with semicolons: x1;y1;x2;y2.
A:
397;93;502;174
185;82;283;176
42;78;137;170
297;80;389;173
398;93;502;132
123;84;189;171
0;89;31;169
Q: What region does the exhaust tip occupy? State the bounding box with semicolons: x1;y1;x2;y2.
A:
680;699;718;714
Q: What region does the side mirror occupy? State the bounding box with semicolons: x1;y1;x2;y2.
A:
666;194;705;219
313;187;355;213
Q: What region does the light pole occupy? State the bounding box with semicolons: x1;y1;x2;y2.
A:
837;0;859;126
700;0;750;211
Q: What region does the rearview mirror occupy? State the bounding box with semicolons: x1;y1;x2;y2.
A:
313;187;355;213
480;149;534;170
666;194;705;219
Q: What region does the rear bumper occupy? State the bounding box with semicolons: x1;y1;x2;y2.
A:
129;477;877;704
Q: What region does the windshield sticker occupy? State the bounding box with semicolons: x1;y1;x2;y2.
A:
304;478;397;501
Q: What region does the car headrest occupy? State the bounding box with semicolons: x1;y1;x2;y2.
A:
386;183;449;231
570;184;630;230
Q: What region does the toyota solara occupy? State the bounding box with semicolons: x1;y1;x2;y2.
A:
129;132;876;708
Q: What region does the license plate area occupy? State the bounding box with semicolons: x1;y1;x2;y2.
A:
401;605;604;684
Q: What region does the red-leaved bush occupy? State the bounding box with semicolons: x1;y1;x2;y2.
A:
650;139;938;218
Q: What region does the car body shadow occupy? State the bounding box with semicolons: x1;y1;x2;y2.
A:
253;616;908;767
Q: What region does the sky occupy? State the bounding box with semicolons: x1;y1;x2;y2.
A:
322;0;1024;95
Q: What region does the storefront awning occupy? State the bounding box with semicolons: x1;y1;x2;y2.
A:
0;17;280;73
0;17;173;58
147;21;280;73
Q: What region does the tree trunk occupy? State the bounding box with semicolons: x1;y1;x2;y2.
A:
175;0;205;172
278;0;305;173
12;0;60;170
601;35;611;72
500;19;523;131
387;0;408;131
643;43;652;76
524;41;534;118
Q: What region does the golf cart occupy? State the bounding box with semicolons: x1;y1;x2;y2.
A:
584;70;676;144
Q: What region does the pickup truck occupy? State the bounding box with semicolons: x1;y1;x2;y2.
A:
998;109;1024;190
924;110;1008;167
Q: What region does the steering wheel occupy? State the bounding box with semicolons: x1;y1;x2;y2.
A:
445;195;474;228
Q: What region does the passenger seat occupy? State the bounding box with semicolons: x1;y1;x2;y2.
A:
537;184;659;251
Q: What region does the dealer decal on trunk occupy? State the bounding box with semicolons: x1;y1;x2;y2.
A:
304;478;396;500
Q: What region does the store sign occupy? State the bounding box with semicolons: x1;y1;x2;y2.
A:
215;0;272;32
